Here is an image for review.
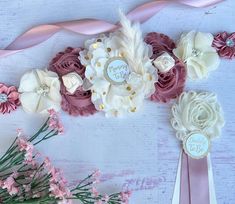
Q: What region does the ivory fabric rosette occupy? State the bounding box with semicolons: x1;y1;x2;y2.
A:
171;91;225;204
19;69;61;114
173;31;220;80
171;91;225;141
49;47;97;116
79;13;157;117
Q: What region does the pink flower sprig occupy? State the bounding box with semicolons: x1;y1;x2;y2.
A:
48;109;64;134
0;116;130;204
0;151;72;203
0;111;63;174
70;170;131;204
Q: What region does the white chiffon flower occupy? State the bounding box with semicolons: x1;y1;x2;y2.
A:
173;31;220;80
153;52;175;73
171;91;225;141
79;14;157;117
19;69;61;114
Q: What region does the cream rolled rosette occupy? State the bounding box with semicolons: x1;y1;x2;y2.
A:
79;14;157;117
171;91;225;141
62;72;83;94
19;69;61;114
153;52;175;73
173;31;220;80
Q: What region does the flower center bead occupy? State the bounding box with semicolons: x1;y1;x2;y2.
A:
192;48;202;57
0;93;8;103
226;39;234;47
37;84;50;96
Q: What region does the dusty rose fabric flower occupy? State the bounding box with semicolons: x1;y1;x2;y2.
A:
151;60;186;103
0;83;20;114
212;32;235;59
145;32;176;57
49;47;96;116
144;32;186;103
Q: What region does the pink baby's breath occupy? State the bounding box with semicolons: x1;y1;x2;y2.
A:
2;174;19;195
48;109;64;134
92;169;101;184
103;194;109;202
17;138;33;152
49;181;71;200
32;192;42;198
24;149;34;164
49;183;65;199
44;157;52;169
17;137;36;165
58;199;73;204
49;167;64;183
120;191;132;204
23;184;31;193
95;200;103;204
91;187;99;197
16;128;23;137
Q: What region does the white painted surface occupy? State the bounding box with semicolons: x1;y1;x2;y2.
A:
0;0;235;203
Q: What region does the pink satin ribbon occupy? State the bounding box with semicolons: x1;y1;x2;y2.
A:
0;0;224;58
180;151;210;204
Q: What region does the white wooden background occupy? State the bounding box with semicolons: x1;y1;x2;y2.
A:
0;0;235;203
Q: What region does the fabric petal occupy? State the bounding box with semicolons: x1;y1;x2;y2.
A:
20;92;40;113
37;96;61;114
195;32;214;52
18;70;40;92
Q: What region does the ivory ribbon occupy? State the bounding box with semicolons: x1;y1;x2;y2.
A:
0;0;224;58
172;151;217;204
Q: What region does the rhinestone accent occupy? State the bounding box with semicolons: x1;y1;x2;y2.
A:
192;48;202;57
0;93;8;103
226;39;234;47
37;84;50;96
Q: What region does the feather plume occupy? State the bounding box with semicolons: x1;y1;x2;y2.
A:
119;10;148;74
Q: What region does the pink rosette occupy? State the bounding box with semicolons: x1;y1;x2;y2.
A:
0;83;20;114
49;47;96;116
144;32;186;103
212;31;235;59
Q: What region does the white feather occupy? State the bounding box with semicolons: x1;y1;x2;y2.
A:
119;10;148;74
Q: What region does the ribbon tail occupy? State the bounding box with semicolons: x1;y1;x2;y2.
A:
208;154;217;204
172;151;182;204
172;151;217;204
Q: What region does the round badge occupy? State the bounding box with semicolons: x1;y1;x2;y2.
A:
104;57;130;85
183;133;210;159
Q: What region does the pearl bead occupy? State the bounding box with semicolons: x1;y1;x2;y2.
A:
226;39;234;47
0;93;8;103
